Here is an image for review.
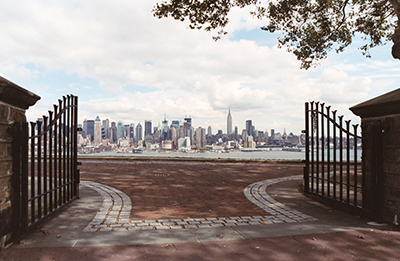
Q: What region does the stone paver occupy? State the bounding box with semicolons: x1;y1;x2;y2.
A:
82;175;317;232
81;181;132;232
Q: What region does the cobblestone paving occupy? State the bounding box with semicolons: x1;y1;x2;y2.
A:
81;181;132;232
82;175;317;232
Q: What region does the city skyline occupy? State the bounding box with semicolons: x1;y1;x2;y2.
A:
80;109;296;140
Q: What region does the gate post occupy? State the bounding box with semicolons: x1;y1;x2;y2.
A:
304;102;310;192
0;76;40;247
351;88;400;223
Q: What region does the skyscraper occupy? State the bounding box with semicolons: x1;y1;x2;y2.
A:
145;120;152;136
117;121;124;140
102;118;110;139
135;123;142;141
86;120;95;141
246;120;253;137
162;116;169;140
94;116;102;144
195;127;206;149
207;126;212;136
227;108;232;135
183;116;192;137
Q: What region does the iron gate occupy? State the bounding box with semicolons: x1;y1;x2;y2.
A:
12;95;79;242
304;102;363;210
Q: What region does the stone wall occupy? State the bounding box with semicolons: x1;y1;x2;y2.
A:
351;88;400;224
0;76;40;246
361;115;400;223
0;101;26;244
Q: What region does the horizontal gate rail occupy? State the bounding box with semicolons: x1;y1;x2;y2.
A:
12;95;79;243
304;101;363;210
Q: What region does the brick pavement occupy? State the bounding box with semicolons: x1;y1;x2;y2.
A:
81;175;317;232
80;161;303;220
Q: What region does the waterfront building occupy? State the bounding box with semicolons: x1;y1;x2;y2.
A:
177;137;191;151
145;120;152;136
227;108;232;136
161;140;173;150
135;123;143;141
94;116;102;145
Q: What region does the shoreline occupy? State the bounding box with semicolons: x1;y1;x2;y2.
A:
78;155;305;165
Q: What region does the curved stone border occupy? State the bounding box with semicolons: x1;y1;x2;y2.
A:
81;175;317;232
81;181;132;232
244;175;318;223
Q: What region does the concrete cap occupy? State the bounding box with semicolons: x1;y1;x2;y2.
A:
350;88;400;118
0;76;40;109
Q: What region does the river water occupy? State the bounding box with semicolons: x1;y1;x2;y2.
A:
80;148;363;162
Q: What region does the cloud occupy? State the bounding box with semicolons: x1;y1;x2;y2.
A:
2;0;400;134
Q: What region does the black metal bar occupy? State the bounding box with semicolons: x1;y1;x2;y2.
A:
37;120;42;219
326;106;331;197
353;124;358;207
43;116;48;216
21;122;29;232
30;122;36;223
66;95;70;201
346;120;351;205
332;110;337;200
321;103;325;196
48;111;53;212
339;116;344;202
11;122;21;243
304;102;310;193
310;102;315;193
63;96;67;204
316;102;320;194
73;96;79;198
53;105;58;209
58;99;62;207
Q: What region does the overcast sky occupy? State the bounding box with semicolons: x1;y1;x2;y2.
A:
1;1;399;135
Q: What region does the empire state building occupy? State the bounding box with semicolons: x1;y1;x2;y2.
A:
227;108;232;135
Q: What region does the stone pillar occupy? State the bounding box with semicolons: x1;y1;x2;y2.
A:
351;88;400;224
0;76;40;246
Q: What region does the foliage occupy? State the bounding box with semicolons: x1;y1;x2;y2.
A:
153;0;399;69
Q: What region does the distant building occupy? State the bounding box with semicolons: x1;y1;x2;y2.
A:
246;120;253;137
161;140;173;150
227;108;232;135
207;126;212;136
145;120;152;136
86;120;95;141
183;116;192;137
135;123;142;141
117;121;124;140
177;137;191;151
195;127;207;149
94;116;102;144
